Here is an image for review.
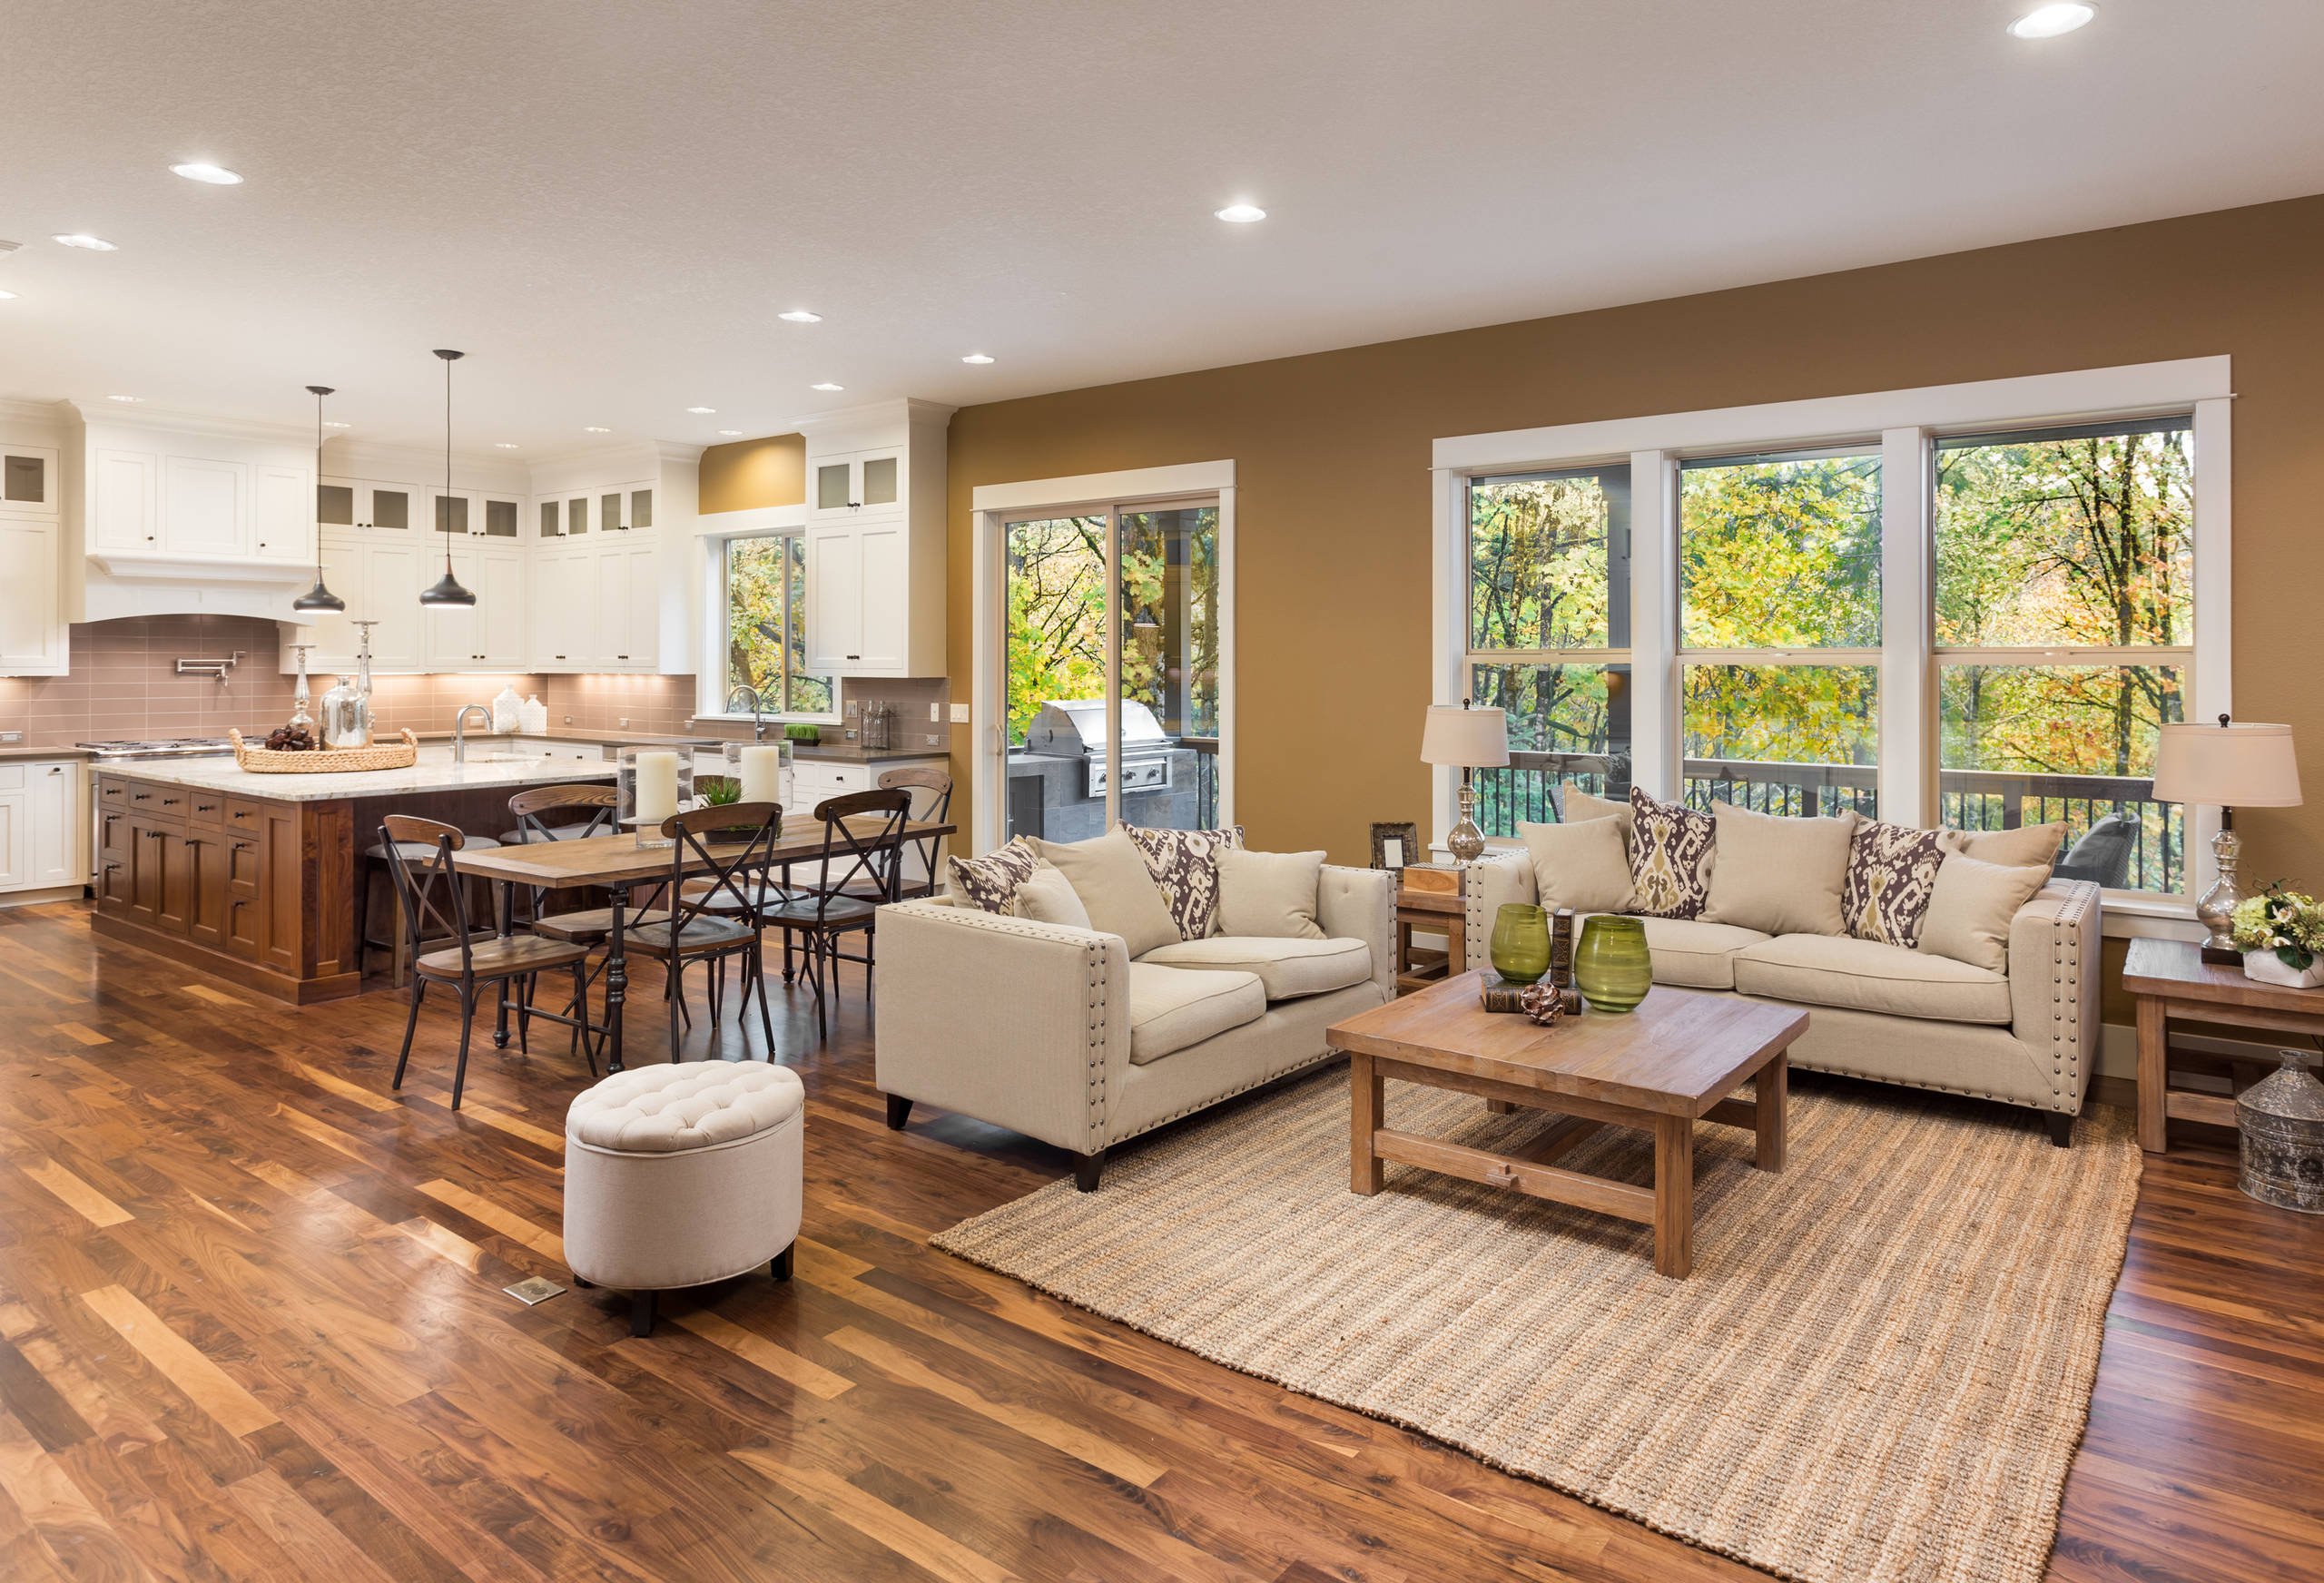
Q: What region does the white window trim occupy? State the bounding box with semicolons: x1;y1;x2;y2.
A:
691;502;842;725
1432;358;2231;934
970;460;1236;855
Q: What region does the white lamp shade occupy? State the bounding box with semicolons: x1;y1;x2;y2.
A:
2151;721;2301;808
1421;704;1510;768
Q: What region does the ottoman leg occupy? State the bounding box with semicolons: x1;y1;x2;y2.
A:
572;1275;593;1288
630;1291;656;1337
771;1243;794;1282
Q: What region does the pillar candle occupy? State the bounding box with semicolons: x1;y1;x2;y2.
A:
738;744;781;805
634;751;681;824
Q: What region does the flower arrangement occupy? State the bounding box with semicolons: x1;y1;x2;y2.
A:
2230;884;2324;973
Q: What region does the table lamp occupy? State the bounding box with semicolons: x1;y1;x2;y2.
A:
1422;702;1510;862
2152;715;2302;962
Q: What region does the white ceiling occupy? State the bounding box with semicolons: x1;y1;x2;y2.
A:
3;0;2320;455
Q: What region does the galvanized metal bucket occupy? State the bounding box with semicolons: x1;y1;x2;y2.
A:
2238;1052;2324;1214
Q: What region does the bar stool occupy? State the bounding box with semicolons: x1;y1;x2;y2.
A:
359;830;502;988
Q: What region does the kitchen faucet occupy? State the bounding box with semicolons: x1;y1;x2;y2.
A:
453;704;491;765
725;683;767;742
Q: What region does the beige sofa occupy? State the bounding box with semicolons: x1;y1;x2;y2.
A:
1462;850;2102;1143
875;865;1396;1188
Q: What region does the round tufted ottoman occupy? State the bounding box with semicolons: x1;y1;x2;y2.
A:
563;1062;804;1336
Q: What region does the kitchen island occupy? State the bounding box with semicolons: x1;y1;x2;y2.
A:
92;749;615;1005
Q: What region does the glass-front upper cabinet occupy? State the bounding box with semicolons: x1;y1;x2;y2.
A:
601;491;626;532
323;480;410;530
433;493;469;535
538;498;560;536
566;496;589;535
2;446;58;515
317;483;356;528
483;497;519;537
630;487;653;530
809;448;906;523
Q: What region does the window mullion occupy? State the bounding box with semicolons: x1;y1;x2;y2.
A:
1882;425;1931;828
1628;449;1676;799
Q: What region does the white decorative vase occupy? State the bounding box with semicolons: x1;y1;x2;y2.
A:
2242;949;2324;989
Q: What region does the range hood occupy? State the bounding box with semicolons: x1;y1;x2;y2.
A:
78;554;313;624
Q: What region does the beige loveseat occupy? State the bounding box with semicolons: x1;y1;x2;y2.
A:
1462;851;2102;1144
875;865;1396;1188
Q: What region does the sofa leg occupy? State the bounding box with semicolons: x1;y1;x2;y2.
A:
1073;1149;1106;1193
772;1243;794;1282
630;1291;656;1337
885;1094;913;1131
2047;1110;2073;1148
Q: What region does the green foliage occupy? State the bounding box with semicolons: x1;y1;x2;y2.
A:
726;536;832;717
784;722;821;743
1681;456;1881;649
1006;516;1107;745
1470;476;1616;651
698;775;741;806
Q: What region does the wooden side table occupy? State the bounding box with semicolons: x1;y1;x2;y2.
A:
2123;935;2324;1152
1393;890;1467;996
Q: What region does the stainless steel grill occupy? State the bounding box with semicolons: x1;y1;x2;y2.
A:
1025;699;1176;799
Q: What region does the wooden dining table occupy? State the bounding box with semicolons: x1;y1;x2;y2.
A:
448;817;955;1073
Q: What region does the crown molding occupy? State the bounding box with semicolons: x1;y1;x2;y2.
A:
0;397;74;431
70;399;313;445
321;438;530;479
786;396;957;434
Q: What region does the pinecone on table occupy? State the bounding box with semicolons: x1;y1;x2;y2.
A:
264;724;316;752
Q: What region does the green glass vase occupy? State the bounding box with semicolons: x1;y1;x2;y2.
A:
1574;915;1652;1012
1489;903;1551;985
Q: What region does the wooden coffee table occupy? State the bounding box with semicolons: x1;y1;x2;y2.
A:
1326;971;1808;1277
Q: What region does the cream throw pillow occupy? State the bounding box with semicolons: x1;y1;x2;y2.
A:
1214;846;1328;940
1956;822;2067;872
1918;854;2051;972
1029;831;1180;958
1564;785;1634;839
1009;864;1092;930
1701;803;1857;937
1518;817;1634;914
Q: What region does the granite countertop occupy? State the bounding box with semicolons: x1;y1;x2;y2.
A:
788;742;950;763
0;745;94;762
100;748;615;803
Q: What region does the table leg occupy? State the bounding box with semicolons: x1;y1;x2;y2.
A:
2136;993;2167;1153
1444;911;1466;974
491;880;515;1049
1653;1115;1694;1278
606;883;629;1075
1755;1052;1787;1172
1350;1052;1383;1195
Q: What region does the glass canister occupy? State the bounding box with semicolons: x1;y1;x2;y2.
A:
319;675;368;750
1489;903;1552;984
619;747;694;849
724;738;792;807
1574;916;1652;1012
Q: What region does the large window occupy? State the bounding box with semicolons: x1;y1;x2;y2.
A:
724;534;832;717
1447;365;2225;901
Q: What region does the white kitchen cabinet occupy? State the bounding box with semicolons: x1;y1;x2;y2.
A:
423;546;526;669
339;479;417;532
0;517;66;675
807;447;904;526
2;446;59;516
298;535;428;674
535;546;598;669
161;456;248;556
0;760;78;895
797;399;949;678
592;541;657;666
91;448;157;550
806;519;916;674
253;465;312;564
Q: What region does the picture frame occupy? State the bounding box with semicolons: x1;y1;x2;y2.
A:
1370;821;1420;873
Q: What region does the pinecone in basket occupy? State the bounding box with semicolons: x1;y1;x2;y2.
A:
264;724;316;752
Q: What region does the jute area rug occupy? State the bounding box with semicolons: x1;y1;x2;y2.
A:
931;1069;2142;1583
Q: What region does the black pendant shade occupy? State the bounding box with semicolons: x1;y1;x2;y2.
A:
421;349;477;609
292;384;348;613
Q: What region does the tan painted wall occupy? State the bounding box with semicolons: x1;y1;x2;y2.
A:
946;193;2324;884
699;433;805;514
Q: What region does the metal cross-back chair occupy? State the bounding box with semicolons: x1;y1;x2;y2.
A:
379;815;596;1109
763;788;911;1043
506;785;672;944
832;766;951;905
621;802;785;1061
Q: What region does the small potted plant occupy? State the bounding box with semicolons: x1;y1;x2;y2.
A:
694;775;777;841
2231;884;2324;989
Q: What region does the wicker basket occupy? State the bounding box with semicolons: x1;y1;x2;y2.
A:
228;727;419;774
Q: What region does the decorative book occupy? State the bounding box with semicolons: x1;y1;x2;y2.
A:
1550;907;1576;987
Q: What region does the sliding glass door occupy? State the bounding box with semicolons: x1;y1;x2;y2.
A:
1000;498;1223;843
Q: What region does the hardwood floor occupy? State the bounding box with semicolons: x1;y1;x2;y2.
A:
0;896;2318;1582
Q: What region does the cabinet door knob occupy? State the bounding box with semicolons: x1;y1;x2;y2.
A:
845;654;860;661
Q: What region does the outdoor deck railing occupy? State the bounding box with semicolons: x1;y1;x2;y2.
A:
1185;736;1220;831
1472;750;2182;892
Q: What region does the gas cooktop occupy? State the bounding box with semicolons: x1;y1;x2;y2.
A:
76;738;237;760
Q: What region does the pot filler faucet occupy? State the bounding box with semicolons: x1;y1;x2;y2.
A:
453;703;492;765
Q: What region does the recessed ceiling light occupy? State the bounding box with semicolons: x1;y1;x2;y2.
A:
778;310;822;323
716;429;743;437
2007;3;2095;37
0;290;17;300
493;442;520;449
1214;203;1266;223
170;162;243;185
810;382;843;392
685;406;716;414
54;233;116;251
961;353;995;365
584;426;611;433
322;419;350;428
106;394;144;402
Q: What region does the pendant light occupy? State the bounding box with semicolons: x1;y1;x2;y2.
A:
291;385;348;613
419;348;477;607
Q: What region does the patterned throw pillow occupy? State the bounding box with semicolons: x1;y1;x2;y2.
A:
947;837;1039;913
1842;821;1958;949
1626;787;1716;919
1121;824;1246;940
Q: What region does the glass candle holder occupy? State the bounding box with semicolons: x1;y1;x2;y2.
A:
1489;903;1551;984
723;738;792;807
619;747;693;849
1574;915;1653;1013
